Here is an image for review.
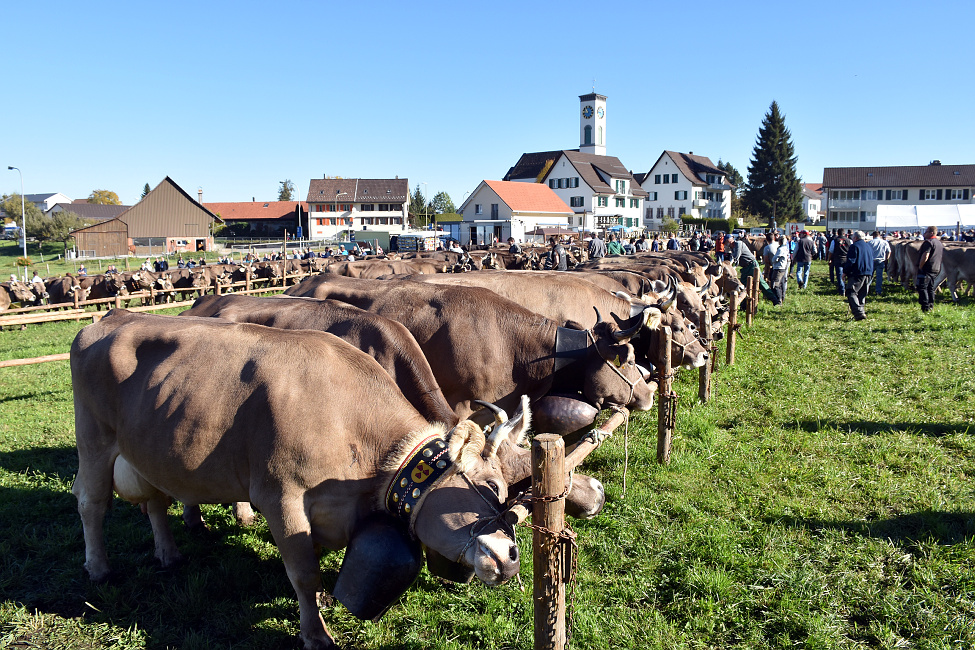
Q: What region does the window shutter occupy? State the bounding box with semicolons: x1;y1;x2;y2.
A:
919;189;925;200
903;190;909;201
885;190;891;200
964;189;970;200
675;191;679;200
936;189;943;200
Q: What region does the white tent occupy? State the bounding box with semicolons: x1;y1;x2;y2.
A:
876;204;975;229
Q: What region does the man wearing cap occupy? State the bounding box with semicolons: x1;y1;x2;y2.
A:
793;231;816;289
867;231;891;296
843;231;874;321
916;226;944;312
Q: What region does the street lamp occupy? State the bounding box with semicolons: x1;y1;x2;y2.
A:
7;166;27;281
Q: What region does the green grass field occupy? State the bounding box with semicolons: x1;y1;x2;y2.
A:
1;262;973;649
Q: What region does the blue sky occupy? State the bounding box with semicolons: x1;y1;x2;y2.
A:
4;0;974;208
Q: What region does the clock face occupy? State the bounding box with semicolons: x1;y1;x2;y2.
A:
582;105;593;119
596;106;605;119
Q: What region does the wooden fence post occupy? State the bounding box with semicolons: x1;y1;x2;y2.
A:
726;289;739;366
245;266;252;293
656;325;674;464
532;434;566;650
698;310;711;403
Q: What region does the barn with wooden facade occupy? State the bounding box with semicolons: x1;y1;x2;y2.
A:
119;177;223;255
70;218;129;257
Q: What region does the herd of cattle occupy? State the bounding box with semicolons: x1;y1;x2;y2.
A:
64;244;749;649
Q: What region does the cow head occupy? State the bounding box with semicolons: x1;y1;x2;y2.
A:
394;407;529;586
7;281;37;304
581;310;658;411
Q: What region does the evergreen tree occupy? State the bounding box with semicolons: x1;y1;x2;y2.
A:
408;184;428;227
743;101;803;227
278;179;295;202
141;183;151;199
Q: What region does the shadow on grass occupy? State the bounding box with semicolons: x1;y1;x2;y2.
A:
795;420;971;437
0;445;78;482
770;509;975;546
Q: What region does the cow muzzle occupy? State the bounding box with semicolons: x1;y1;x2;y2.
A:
471;531;520;585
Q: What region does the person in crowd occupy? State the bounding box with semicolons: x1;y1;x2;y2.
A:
689;232;700;251
507;236;522;256
793;230;816;290
623;238;635;255
916;226;944;313
815;232;827;260
843;231;874;321
769;235;790;306
728;234;759;282
78;265;88;276
714;232;726;261
867;231;891;296
665;233;679;250
634;235;648;252
761;233;777;281
548;236;568;270
607;234;624;255
827;228;850;296
650;234;661;252
588;232;606;259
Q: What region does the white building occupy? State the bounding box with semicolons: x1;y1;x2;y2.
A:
503;93;646;235
305;177;409;240
24;192;72;212
822;162;975;231
457;180;572;244
801;184;824;223
635;151;732;228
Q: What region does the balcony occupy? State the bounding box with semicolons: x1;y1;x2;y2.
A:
828;199;861;209
692;199;708;208
709;183;732;191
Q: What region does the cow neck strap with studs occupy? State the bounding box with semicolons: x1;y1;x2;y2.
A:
385;435;453;529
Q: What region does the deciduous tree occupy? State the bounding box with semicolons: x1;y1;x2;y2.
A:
88;190;121;205
431;191;455;215
743;101;803;227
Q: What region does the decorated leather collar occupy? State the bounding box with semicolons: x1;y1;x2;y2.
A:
385;435;453;528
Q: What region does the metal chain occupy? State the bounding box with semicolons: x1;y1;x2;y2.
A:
521;518;578;650
664;390;679;430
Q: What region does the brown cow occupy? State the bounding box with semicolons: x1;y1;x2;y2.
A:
284;275;657;422
71;310;526;649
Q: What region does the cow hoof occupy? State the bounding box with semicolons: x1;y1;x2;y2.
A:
85;565;114;584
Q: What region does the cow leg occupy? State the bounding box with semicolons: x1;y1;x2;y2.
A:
232;501;257;526
261;500;334;649
143;493;182;568
182;504;207;531
72;449;116;582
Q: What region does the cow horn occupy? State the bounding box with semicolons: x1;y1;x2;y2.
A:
611;307;650;341
593;306;604;325
682;259;692;272
657;276;677;312
486;395;530;458
697;276;712;295
613;290;633;303
474;399;508;425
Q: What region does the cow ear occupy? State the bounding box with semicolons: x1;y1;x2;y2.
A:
485;395;531;457
644;307;662;331
446;421;485;474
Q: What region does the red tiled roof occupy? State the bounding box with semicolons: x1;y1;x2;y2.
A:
483;180;573;214
203;201;306;221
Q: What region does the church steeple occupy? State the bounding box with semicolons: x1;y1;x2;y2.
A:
579;93;607;156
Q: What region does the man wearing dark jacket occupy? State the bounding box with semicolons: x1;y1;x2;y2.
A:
916;226;944;312
828;229;850;295
793;231;816;289
843;231;874;321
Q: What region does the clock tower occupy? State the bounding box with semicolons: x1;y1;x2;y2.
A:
579;93;607;156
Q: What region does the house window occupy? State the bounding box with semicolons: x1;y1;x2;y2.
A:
630;198;640;208
615;198;625;208
584;125;592;145
667;207;675;217
361;204;374;211
654;174;661;184
614;179;626;193
830;190;860;200
570;196;584;207
647;192;657;201
679;207;686;216
597;196;608;207
671;174;678;183
662;175;669;184
549;179;556;189
491;204;499;219
675;191;687;200
885;189;908;200
833;211;858;221
598;126;603;145
571;177;579;188
656;207;664;219
341;204;351;211
862;190;880;200
948;189;965;200
921;189;940;200
475;204;483;214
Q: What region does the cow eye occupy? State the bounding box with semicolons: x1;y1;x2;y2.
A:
486;481;501;496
